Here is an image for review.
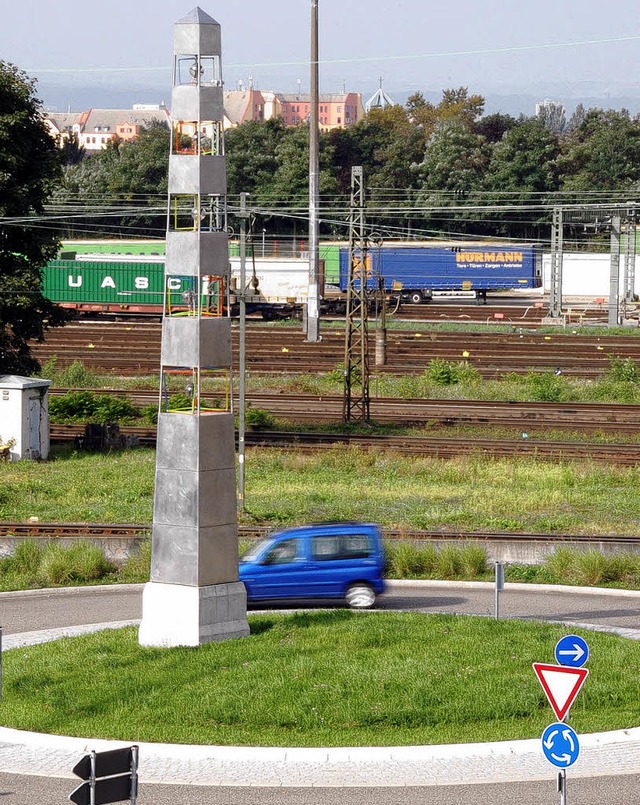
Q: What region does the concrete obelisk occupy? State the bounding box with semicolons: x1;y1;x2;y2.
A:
139;7;250;647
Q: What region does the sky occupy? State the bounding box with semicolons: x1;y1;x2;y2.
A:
2;0;640;114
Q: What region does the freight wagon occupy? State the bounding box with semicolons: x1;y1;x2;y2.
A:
42;256;335;318
339;244;543;304
43;241;543;318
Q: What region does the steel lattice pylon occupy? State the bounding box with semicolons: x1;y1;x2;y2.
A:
343;166;370;423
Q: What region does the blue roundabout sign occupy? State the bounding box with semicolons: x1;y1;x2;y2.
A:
541;722;580;768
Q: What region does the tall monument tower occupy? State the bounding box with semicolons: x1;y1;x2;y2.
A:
139;7;250;647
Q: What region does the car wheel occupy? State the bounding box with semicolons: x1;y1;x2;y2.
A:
409;291;423;304
345;583;376;609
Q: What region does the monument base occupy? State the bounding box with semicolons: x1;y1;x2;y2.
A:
138;580;250;647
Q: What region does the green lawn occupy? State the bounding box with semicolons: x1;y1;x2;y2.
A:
1;613;636;746
3;444;640;535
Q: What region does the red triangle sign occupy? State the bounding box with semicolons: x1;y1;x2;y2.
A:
533;662;589;721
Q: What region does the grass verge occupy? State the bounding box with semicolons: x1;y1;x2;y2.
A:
1;613;636;747
3;445;640;536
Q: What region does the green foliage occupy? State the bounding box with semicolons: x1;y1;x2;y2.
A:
245;407;275;430
4;613;639;746
425;359;481;386
606;356;640;382
0;539;116;590
164;392;192;411
49;390;138;423
525;371;567;402
57;360;99;388
120;539;151;582
141;404;158;425
39;542;115;585
385;541;487;580
0;60;68;374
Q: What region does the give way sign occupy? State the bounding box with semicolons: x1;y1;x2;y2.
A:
533;662;589;721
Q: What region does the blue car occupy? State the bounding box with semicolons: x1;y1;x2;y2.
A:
239;522;386;609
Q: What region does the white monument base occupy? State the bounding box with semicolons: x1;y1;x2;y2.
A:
138;580;250;647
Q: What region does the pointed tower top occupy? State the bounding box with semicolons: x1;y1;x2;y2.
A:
177;7;219;25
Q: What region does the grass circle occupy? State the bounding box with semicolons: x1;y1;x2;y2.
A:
1;611;638;747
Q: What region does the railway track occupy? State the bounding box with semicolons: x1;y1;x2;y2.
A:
1;521;638;546
32;320;640;378
49;424;640;464
48;390;640;433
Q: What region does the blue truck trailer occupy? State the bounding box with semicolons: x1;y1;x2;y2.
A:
338;243;543;303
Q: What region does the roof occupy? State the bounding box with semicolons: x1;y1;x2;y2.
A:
365;87;396;112
176;7;218;25
81;108;169;133
223;91;252;125
45;112;81;132
276;93;353;104
0;375;52;389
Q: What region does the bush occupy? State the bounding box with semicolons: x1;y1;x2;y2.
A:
458;545;488;577
11;540;44;574
525;371;567;402
49;390;99;420
121;539;152;582
40;542;115;585
607;356;640;382
93;395;138;423
387;542;436;578
49;391;138;423
424;360;481;386
245;406;275;430
58;360;99;388
141;404;159;425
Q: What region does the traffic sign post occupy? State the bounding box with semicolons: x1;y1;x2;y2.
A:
555;635;589;668
534;635;590;805
532;662;589;722
541;722;580;768
69;745;138;805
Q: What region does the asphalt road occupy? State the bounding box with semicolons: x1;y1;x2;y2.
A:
1;581;640;805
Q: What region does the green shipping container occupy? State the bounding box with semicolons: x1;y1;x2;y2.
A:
44;260;166;308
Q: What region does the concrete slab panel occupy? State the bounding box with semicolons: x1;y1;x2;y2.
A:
166;231;229;277
161;316;231;368
156;413;235;471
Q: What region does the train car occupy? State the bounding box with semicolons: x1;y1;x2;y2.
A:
43;258;166;313
42;256;318;318
339;243;543;303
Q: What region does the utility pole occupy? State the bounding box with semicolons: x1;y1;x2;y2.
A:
238;192;249;510
548;206;563;319
624;204;637;304
343;166;370;423
306;0;321;342
609;215;621;327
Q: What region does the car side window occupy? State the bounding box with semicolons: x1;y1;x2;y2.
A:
311;533;372;561
265;537;300;564
342;533;372;559
312;536;340;560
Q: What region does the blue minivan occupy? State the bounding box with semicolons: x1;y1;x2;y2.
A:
239;522;386;609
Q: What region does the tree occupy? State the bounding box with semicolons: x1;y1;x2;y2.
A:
559;109;640;192
414;118;490;236
55;123;170;238
485;119;560;238
0;61;67;375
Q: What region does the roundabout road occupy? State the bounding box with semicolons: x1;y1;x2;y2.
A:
1;580;640;804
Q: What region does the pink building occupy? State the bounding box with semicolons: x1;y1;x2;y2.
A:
276;92;363;130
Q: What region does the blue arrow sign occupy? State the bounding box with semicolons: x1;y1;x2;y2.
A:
541;722;580;768
555;635;589;668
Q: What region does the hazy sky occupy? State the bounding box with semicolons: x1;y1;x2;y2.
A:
2;0;640;109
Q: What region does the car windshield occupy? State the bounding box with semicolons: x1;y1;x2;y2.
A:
241;536;274;563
